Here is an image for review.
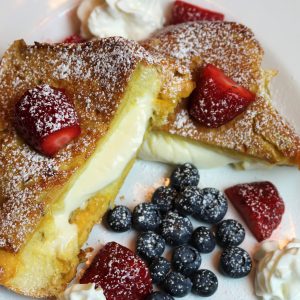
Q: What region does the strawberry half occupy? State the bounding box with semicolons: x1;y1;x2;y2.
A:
189;64;256;128
170;0;224;25
225;182;285;242
14;84;81;157
80;242;153;300
62;34;86;43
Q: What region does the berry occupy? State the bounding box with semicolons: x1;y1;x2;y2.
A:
170;163;199;191
191;226;216;253
191;269;218;297
62;34;86;43
132;203;161;232
14;84;81;157
174;186;202;216
193;188;228;224
171;0;224;25
80;242;152;299
161;211;193;246
152;186;177;213
225;181;285;241
189;64;256;128
106;205;132;232
172;245;201;276
149;257;171;284
146;291;174;300
216;219;245;247
136;231;165;261
220;246;252;278
163;272;192;297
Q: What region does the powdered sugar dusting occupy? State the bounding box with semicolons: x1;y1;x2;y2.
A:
0;37;152;252
147;22;300;164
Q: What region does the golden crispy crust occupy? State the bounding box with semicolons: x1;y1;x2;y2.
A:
143;22;300;166
0;38;152;252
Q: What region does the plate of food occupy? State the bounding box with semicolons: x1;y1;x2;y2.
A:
0;0;299;299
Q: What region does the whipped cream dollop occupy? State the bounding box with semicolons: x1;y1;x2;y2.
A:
77;0;172;40
255;239;300;300
60;283;106;300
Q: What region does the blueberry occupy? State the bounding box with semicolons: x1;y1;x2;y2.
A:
161;211;193;246
174;186;202;216
132;203;161;232
146;291;174;300
106;205;132;232
191;269;218;297
216;219;245;247
170;163;200;191
193;188;228;224
220;246;252;278
136;231;165;261
191;226;216;253
172;245;201;276
152;186;177;213
149;257;171;284
163;271;192;297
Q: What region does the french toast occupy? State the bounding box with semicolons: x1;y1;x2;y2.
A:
140;22;300;168
0;38;161;297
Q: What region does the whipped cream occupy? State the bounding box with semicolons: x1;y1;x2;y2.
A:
77;0;172;40
60;283;106;300
255;239;300;300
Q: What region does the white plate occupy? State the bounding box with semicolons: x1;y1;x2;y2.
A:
0;1;300;299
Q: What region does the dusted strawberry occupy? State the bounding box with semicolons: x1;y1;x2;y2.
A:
63;34;86;43
225;182;285;242
171;0;224;25
14;84;81;157
80;242;153;300
189;64;256;128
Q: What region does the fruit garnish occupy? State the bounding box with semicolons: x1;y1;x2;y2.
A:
215;219;245;247
149;257;171;284
163;271;192;297
62;34;86;43
80;242;153;300
189;64;256;128
136;231;165;261
225;181;285;241
193;187;228;224
14;84;81;157
172;245;202;276
191;269;218;297
191;226;216;254
220;246;252;278
170;0;224;25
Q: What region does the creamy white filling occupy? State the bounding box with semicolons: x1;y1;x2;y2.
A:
52;92;153;255
139;131;238;169
60;283;106;300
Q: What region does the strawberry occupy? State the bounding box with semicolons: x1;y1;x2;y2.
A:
14;84;81;157
170;0;224;25
80;242;153;300
189;64;256;128
225;182;285;242
62;34;86;43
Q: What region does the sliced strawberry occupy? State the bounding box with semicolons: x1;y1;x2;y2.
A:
80;242;153;300
225;182;285;242
14;84;81;157
62;34;86;43
170;0;224;25
189;64;256;128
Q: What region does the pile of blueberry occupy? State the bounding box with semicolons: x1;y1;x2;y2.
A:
106;163;252;299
